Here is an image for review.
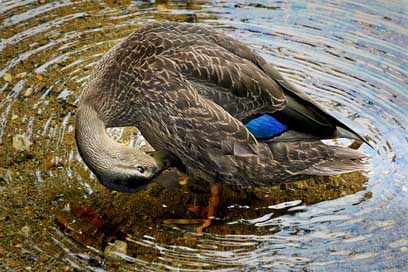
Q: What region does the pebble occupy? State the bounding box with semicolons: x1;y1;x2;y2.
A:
12;134;32;152
21;225;31;237
40;153;59;169
23;88;33;97
3;73;12;82
104;240;127;260
5;258;17;267
0;246;5;256
16;72;27;78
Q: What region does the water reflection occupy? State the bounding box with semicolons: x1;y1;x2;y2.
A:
0;0;407;271
52;170;368;270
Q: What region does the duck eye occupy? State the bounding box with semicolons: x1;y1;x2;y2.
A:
136;166;145;174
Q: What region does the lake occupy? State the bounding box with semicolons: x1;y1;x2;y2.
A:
0;0;407;271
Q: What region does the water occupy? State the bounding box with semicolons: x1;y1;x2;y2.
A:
0;0;407;271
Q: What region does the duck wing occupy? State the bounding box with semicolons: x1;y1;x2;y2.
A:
168;44;287;117
137;59;264;180
160;23;366;143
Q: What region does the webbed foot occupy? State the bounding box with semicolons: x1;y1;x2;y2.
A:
164;183;222;234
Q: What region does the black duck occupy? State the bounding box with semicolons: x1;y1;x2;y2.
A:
75;22;368;194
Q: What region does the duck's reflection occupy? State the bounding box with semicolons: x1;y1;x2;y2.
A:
55;169;369;256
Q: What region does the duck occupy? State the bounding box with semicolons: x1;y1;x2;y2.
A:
75;21;368;195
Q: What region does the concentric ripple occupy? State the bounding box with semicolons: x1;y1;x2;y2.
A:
0;0;407;271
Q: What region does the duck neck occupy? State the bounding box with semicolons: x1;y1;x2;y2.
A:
75;98;180;189
75;103;124;178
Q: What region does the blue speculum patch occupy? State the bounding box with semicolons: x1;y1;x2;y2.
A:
245;114;288;139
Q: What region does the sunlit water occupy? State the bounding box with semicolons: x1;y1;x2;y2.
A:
0;0;407;271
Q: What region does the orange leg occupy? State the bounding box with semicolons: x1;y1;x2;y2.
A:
196;183;222;234
163;182;222;234
177;175;189;186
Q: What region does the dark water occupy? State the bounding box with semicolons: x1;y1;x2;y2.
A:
0;0;407;271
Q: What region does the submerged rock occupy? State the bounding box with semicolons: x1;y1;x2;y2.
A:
40;153;60;169
23;88;33;97
104;240;128;260
21;225;31;237
12;135;32;152
16;72;27;79
55;206;127;249
3;73;12;82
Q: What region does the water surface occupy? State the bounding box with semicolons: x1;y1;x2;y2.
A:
0;0;407;271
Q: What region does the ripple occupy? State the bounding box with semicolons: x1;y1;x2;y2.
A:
0;0;407;271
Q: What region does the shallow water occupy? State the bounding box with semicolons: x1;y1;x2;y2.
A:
0;0;407;271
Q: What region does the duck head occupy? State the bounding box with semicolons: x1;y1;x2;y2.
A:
75;103;177;193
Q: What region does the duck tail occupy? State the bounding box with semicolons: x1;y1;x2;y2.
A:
271;82;373;148
300;144;368;176
334;126;373;148
269;141;368;177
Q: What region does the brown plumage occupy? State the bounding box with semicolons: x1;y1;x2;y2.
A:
75;22;367;192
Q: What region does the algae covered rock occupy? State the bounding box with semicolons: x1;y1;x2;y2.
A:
12;134;32;153
104;240;128;260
